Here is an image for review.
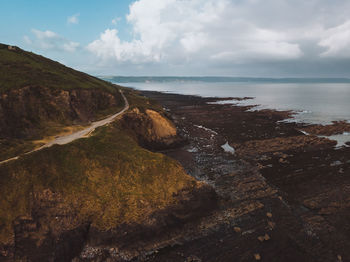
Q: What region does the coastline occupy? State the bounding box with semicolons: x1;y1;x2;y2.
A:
134;90;350;262
3;87;350;261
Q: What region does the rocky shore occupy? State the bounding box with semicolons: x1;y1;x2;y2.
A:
2;88;350;262
137;91;350;262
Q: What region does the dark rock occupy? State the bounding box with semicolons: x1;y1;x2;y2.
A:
0;86;121;139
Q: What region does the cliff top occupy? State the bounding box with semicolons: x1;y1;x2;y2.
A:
0;43;116;93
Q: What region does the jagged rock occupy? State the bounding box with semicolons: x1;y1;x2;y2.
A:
186;255;202;262
120;108;184;150
268;221;276;229
302;121;350;136
234;135;336;157
233;227;241;233
257;236;265;242
254;253;261;260
0;86;121;139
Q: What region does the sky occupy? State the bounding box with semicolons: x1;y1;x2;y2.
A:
2;0;350;77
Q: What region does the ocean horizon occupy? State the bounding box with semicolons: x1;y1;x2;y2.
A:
104;76;350;146
100;76;350;84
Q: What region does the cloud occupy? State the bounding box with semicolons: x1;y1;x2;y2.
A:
67;13;80;24
111;17;121;25
319;20;350;58
26;29;80;52
86;0;350;76
88;0;303;66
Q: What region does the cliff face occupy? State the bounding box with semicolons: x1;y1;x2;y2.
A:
0;43;124;141
0;86;122;139
0;45;217;261
0;120;216;261
120;108;183;149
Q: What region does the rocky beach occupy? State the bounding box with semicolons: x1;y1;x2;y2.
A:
133;90;350;262
3;1;350;259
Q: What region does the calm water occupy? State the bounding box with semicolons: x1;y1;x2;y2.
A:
109;80;350;145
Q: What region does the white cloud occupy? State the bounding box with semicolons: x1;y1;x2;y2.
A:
87;0;303;67
67;13;80;25
85;0;350;76
26;29;80;52
319;20;350;58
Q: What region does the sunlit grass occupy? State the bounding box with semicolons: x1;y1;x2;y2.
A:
0;121;196;244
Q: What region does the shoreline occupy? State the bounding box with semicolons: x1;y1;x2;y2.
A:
137;90;350;262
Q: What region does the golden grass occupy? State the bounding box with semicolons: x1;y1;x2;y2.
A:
0;121;196;244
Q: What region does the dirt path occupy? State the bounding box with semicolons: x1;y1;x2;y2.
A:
0;89;129;165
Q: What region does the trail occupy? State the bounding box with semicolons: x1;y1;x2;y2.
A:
0;89;129;165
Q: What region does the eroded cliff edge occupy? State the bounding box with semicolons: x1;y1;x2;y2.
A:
0;90;217;262
0;44;217;261
0;43;126;161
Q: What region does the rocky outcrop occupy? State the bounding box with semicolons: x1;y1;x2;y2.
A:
120;108;184;150
0;183;216;262
301;121;350;136
0;111;218;261
75;183;216;261
233;135;336;157
140;91;350;261
0;86;122;139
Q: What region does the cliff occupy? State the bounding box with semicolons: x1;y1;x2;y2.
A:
0;114;216;261
0;43;124;160
0;86;123;139
120;107;183;150
0;48;216;261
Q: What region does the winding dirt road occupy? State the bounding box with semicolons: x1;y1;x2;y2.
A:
0;89;129;165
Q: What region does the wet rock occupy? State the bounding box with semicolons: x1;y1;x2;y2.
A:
257;236;265;242
233;227;241;233
268;221;276;229
140;91;350;262
302;121;350;136
186;255;202;262
331;160;342;166
234;135;336;157
254;253;261;260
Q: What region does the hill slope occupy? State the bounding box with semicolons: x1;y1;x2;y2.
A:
0;45;216;261
0;44;124;159
0;44;115;93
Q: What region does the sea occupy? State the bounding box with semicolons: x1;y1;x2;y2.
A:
102;76;350;146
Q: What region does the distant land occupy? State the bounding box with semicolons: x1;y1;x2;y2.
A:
100;76;350;83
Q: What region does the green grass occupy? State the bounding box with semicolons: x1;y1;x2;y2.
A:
0;43;118;93
0;43;127;159
0;43;197;246
0;120;196;244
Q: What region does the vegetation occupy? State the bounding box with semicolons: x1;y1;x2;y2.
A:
0;44;196;248
122;87;163;112
0;43;126;159
0;43;118;93
0;120;196;244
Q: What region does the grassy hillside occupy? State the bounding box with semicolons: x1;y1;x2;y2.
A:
0;46;216;262
0;43;116;93
0;44;126;159
0;119;197;245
